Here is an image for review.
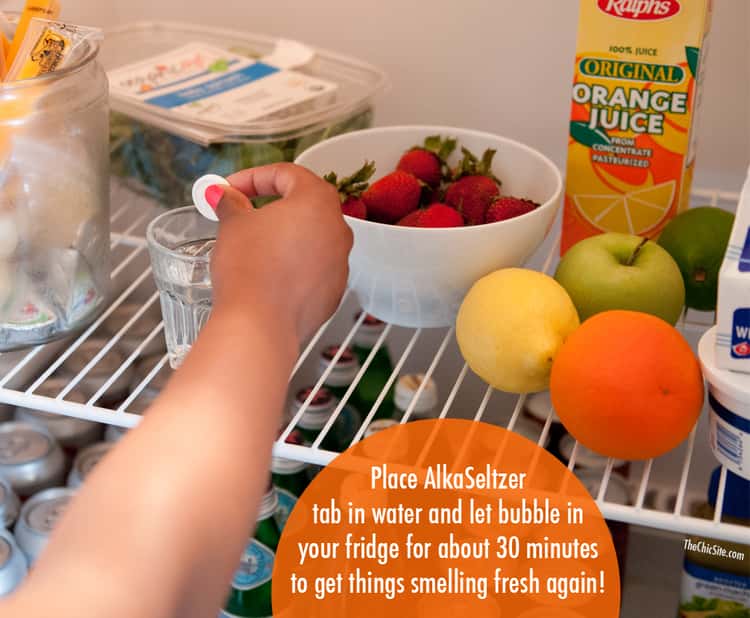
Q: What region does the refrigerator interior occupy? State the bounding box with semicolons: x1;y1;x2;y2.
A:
0;0;748;616
0;182;745;618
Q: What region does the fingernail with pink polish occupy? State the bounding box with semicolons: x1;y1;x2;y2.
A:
205;184;225;209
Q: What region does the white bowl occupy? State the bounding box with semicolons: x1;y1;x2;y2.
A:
296;126;563;327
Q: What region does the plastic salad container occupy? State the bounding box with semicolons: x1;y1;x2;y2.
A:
99;22;387;206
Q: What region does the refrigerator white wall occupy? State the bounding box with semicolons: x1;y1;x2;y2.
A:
10;0;748;189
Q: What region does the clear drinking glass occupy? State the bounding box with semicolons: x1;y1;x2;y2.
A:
147;208;216;369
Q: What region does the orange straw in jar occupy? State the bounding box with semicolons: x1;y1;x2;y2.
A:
6;0;61;69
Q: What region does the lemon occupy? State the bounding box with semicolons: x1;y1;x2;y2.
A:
574;180;676;235
456;269;580;394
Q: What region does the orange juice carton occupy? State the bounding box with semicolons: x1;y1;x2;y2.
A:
716;165;750;373
562;0;713;254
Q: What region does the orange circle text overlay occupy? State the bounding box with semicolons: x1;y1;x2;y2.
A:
273;419;620;617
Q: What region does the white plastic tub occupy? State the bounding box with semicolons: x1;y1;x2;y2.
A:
699;326;750;480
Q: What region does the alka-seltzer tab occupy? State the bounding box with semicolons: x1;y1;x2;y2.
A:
193;174;229;221
192;174;230;222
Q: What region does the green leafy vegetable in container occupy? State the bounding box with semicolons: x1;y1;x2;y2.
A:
110;108;374;207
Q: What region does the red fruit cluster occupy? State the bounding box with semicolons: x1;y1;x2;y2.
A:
397;204;464;228
486;197;539;223
363;170;422;223
324;136;540;228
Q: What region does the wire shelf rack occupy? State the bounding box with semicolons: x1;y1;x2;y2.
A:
0;181;745;544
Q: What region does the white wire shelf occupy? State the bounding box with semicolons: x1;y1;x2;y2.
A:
0;181;746;545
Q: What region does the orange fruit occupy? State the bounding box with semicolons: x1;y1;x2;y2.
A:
549;310;704;460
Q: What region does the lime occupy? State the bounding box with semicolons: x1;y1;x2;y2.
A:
657;206;735;311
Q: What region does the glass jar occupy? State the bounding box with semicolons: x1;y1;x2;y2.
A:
0;40;110;351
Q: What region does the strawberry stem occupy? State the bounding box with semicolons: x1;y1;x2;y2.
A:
324;160;376;202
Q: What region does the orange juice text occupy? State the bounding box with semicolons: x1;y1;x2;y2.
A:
562;0;713;254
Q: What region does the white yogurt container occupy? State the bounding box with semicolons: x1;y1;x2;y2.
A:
698;326;750;480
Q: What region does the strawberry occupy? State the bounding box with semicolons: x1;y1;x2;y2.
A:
397;203;464;228
486;197;540;223
397;135;457;187
362;171;422;223
324;160;376;219
444;148;502;225
341;196;367;219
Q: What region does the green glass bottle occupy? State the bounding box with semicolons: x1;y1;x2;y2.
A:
316;346;363;450
271;428;308;531
394;374;439;421
272;428;310;498
222;487;281;618
292;386;337;451
352;314;396;421
317;345;361;402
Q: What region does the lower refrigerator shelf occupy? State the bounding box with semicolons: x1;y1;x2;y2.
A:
0;181;745;544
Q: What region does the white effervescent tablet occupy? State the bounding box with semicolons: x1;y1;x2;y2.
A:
192;174;230;222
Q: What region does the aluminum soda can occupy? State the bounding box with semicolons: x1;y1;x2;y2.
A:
0;477;20;529
0;423;66;497
67;442;112;488
0;528;27;597
14;487;75;566
16;378;103;450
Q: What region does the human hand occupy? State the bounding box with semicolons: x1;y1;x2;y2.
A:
207;163;352;344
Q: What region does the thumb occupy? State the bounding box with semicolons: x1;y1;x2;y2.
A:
207;184;253;221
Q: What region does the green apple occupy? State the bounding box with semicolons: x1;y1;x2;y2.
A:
555;232;685;325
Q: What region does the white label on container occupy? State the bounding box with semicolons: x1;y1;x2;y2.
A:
107;43;338;127
231;539;274;591
680;560;750;613
709;394;748;477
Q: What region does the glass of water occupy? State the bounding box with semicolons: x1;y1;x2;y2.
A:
147;207;217;369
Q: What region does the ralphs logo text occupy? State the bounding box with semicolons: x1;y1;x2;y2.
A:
598;0;681;20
